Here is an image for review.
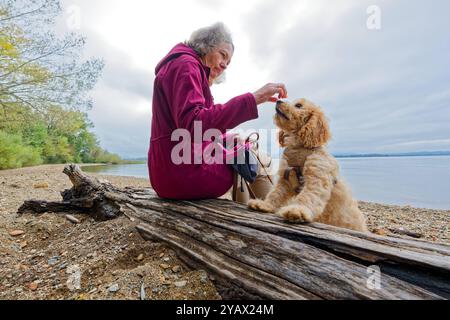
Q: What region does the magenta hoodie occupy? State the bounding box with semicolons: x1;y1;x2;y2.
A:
147;43;259;199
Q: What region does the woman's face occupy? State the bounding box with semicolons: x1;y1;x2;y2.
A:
202;42;233;85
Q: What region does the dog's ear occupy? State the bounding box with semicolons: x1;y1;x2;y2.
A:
297;110;331;148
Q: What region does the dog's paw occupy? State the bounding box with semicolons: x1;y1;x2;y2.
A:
248;199;275;213
278;205;314;223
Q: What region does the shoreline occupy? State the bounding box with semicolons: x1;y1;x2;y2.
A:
0;164;448;300
0;164;219;300
72;160;450;211
1;164;448;242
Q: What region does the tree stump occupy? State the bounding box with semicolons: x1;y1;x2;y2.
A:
18;164;450;300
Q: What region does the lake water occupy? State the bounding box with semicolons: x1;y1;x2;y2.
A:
82;156;450;210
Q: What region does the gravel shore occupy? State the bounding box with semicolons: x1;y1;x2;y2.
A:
0;164;448;300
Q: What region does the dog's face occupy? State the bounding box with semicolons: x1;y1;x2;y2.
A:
274;98;331;148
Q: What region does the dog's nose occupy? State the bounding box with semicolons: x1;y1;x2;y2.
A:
276;100;284;106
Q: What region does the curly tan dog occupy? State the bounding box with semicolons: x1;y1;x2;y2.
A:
248;98;368;232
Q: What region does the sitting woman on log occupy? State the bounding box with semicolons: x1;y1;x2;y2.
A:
148;22;287;202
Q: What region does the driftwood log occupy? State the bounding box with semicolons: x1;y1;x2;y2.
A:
18;164;450;300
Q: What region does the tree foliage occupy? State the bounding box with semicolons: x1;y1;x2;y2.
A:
0;0;104;113
0;130;42;169
0;0;124;169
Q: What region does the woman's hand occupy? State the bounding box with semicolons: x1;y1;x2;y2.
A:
252;83;288;105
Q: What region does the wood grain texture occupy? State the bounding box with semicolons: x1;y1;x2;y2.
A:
18;164;450;300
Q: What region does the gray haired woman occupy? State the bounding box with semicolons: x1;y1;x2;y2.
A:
148;22;287;202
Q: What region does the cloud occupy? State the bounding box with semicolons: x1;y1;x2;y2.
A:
82;34;154;158
56;0;450;157
381;139;450;152
57;1;155;157
89;81;151;158
100;52;154;101
238;0;450;154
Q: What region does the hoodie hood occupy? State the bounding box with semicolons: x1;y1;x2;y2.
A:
155;43;206;75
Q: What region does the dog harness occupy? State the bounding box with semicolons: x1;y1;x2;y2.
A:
283;166;338;194
283;167;305;194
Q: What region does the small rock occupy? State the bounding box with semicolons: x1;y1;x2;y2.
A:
108;284;119;293
163;257;170;262
135;270;144;277
174;280;187;288
140;282;146;300
152;288;158;293
65;214;80;224
15;264;28;271
20;241;28;249
33;182;49;189
172;266;181;273
9;230;25;237
58;262;68;270
29;282;38;291
373;228;388;236
200;272;208;283
160;263;170;269
15;288;23;293
159;252;165;258
136;254;144;261
48;256;59;266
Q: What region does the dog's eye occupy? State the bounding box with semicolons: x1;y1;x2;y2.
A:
295;103;303;109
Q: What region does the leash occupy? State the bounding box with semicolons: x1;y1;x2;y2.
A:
232;132;274;201
283;166;338;194
245;132;274;186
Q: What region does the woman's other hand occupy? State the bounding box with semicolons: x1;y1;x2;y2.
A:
253;83;288;105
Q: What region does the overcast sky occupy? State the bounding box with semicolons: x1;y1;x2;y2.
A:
57;0;450;158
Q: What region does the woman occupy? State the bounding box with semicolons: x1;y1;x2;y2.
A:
148;22;287;200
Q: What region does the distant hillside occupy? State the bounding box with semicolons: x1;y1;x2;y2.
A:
124;157;147;162
334;151;450;158
125;151;450;162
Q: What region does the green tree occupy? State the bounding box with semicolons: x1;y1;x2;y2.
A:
0;0;104;116
0;0;127;168
43;135;73;163
22;121;48;153
0;130;42;169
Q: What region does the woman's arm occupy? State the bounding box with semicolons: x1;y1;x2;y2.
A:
165;60;258;136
